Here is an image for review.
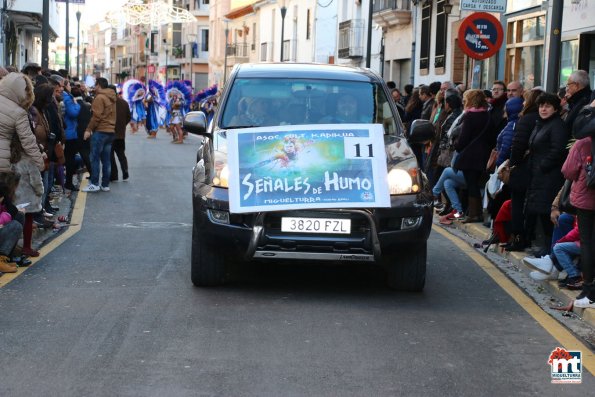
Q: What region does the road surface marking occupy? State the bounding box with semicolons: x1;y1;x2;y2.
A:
433;225;595;376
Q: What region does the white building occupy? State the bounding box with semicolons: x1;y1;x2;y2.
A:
2;0;61;68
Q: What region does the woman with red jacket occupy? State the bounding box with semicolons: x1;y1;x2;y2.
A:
562;101;595;307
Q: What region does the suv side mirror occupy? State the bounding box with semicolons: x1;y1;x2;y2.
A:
183;111;209;136
408;119;435;145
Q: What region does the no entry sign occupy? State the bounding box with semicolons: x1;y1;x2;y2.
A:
457;12;503;60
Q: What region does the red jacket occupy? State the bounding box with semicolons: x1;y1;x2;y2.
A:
562;137;595;210
556;220;580;247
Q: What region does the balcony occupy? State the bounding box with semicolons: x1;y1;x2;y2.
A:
226;42;249;64
338;19;364;59
372;0;412;28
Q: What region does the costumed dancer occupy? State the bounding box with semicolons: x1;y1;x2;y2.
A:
122;79;146;133
165;81;192;144
145;80;166;138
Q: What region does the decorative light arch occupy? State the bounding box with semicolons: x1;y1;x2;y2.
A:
106;0;196;28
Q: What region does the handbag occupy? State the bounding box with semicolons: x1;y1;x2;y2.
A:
559;179;576;214
54;142;65;165
486;148;498;172
497;159;511;185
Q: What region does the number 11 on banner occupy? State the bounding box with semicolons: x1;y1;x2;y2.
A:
344;137;376;159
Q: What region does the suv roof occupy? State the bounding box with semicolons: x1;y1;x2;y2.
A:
233;63;379;83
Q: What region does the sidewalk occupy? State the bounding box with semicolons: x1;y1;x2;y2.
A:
436;215;595;329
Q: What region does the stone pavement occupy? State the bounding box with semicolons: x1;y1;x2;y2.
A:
436;215;595;331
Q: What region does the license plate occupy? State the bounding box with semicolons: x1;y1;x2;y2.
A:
281;217;351;234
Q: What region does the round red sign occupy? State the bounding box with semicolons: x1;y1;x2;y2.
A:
457;12;503;60
148;64;155;74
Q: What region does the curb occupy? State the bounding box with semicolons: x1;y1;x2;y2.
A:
435;217;595;328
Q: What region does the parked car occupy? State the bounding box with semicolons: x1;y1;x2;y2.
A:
184;63;433;290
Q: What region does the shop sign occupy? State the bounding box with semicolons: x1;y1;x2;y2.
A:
461;0;507;13
457;12;503;60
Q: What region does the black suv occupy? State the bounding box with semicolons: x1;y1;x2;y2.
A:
184;63;433;290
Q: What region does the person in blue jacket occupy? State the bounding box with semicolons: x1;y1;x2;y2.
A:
495;96;524;167
62;79;81;191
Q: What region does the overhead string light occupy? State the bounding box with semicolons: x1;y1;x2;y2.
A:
106;0;195;28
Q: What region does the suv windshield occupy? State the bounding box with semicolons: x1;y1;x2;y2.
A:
221;78;399;135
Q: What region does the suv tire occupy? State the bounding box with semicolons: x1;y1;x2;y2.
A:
384;242;427;291
191;220;228;286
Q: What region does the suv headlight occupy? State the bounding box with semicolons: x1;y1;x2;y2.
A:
387;157;421;195
212;151;229;188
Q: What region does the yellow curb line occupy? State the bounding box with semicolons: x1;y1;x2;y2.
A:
433;224;595;376
0;181;87;288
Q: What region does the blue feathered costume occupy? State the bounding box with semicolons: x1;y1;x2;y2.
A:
123;79;147;130
145;80;166;136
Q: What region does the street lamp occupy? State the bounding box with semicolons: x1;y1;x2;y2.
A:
76;9;81;78
280;4;287;62
68;41;73;76
223;22;229;84
118;58;122;83
165;47;169;84
187;33;197;89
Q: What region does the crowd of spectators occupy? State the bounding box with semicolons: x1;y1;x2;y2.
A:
389;70;595;309
0;62;121;277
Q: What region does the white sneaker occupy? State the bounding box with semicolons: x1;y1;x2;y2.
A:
100;186;110;192
574;297;595;309
82;184;101;193
529;269;559;281
523;255;553;274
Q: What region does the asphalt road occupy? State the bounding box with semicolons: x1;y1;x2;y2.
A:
0;129;593;396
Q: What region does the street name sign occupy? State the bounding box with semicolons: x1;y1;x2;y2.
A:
461;0;506;13
457;12;503;60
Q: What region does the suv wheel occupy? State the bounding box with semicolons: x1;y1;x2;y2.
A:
384;242;427;291
191;219;228;286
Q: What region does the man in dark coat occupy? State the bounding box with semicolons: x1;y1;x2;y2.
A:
111;86;132;181
564;70;592;137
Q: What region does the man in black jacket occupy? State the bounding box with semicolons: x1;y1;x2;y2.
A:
564;70;592;137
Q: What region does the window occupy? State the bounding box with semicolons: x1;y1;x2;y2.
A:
252;23;256;51
306;9;311;40
173;23;182;46
419;2;431;71
505;13;546;89
560;40;579;85
200;29;209;52
434;0;446;70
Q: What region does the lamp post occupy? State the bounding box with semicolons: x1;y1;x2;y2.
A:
165;47;169;84
223;23;229;84
280;5;287;62
118;58;122;83
76;9;81;78
68;41;73;76
187;33;197;89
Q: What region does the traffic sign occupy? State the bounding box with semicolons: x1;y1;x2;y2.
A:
148;65;155;74
461;0;507;13
457;12;503;60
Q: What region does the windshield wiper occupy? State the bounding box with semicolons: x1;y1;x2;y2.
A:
223;125;259;129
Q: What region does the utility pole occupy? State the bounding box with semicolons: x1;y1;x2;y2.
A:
545;0;563;93
42;0;50;68
65;0;70;74
365;0;373;68
76;9;81;78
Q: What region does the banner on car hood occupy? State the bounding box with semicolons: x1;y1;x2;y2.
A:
227;124;390;213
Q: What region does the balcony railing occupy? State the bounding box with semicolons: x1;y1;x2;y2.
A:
338;19;364;59
226;43;249;58
373;0;412;27
373;0;411;12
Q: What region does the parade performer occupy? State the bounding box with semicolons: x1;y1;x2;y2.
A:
144;80;166;138
122;79;146;133
165;81;192;144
